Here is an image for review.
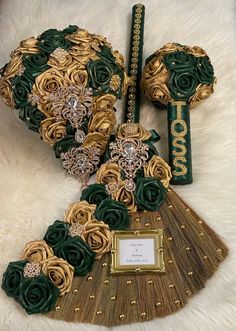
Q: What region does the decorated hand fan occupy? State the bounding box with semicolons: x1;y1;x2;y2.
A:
1;3;228;327
0;25;129;187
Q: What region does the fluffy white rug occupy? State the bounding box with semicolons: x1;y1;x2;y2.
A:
0;0;236;330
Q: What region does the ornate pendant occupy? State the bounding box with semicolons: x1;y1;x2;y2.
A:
109;138;149;192
60;146;100;188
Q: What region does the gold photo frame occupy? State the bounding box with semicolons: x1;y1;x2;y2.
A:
110;229;165;274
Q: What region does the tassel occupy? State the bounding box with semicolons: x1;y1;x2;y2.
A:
46;188;228;326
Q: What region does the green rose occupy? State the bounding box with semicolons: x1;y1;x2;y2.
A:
196;56;214;84
23;51;50;77
168;71;198;101
95;198;129;230
38;28;72;53
11;73;34;108
87;51;124;97
2;260;27;300
19;274;59;314
54;135;80;158
54;236;95;276
80;184;109;205
19;104;46;132
62;25;78;35
164;51;195;72
44;220;69;248
135;177;166;211
87;59;113;91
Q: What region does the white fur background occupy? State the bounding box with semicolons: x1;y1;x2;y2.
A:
0;0;236;330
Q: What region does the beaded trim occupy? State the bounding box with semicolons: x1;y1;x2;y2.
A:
125;3;145;123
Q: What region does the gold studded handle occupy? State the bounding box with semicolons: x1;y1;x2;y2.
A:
125;3;145;123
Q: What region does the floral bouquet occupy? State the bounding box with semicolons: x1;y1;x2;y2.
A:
141;43;216;184
0;25;129;186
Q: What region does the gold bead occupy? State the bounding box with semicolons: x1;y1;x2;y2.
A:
186;290;192;296
134;24;140;29
145;222;150;227
96;310;102;316
119;314;125;319
203;255;208;260
129;93;135;99
175;300;180;305
141;312;147;318
199;232;204;236
185;208;190;212
156;216;161;221
185;246;191;251
168;204;173;209
87;276;93;281
104;279;109;285
188;271;194;276
136;7;143;12
147;280;153;285
217;248;222;254
89;294;95;300
135;267;141;272
129;87;136;93
55;306;61;311
132;46;139;51
130;300;137;305
198;220;203;224
158;248;164;253
74;307;80;312
133;35;140;41
168;283;175;288
72;289;78;294
135;218;140;223
180;224;186;229
126;280;133;285
136;3;143;7
131;63;138;68
155;301;161;307
111;295;117;301
133;40;139;45
167;259;173;264
133;30;140;35
168;236;173;241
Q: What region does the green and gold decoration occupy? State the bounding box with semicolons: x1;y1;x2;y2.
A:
1;4;228;328
0;25;129;187
1;199;115;314
141;43;216;184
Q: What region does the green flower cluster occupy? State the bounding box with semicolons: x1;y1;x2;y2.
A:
164;51;214;101
2;260;59;314
81;176;166;230
43;220;95;276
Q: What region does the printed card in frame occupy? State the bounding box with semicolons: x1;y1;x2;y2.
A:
110;229;165;274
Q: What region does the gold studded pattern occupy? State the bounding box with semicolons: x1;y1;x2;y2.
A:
46;187;228;326
125;4;144;123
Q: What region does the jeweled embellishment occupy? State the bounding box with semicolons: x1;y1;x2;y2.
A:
60;146;100;187
23;262;41;278
49;84;93;129
28;92;40;106
109;74;121;91
109;138;149;192
68;223;84;237
51;47;69;61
